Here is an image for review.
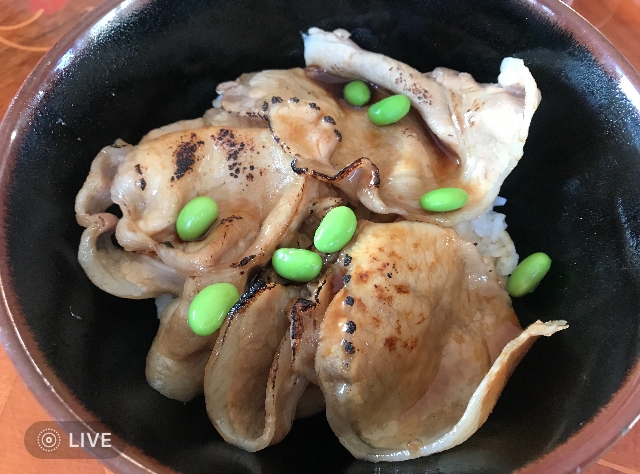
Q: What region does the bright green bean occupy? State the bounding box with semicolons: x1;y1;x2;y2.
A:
188;283;240;336
343;81;371;107
420;188;468;212
314;206;357;253
367;94;411;125
176;196;218;241
272;248;323;282
506;252;552;297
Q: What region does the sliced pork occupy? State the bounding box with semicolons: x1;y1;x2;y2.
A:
74;27;561;462
301;28;540;225
315;221;566;461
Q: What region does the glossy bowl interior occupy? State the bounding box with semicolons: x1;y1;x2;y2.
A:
2;0;640;472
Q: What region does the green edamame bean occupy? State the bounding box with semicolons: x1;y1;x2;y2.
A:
314;206;357;253
506;252;552;297
188;282;240;336
367;94;411;126
420;188;468;212
176;196;218;241
343;81;371;107
272;248;323;282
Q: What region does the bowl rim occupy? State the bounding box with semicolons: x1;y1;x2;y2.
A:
1;0;639;473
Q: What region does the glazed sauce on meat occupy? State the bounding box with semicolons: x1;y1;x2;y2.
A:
306;66;460;179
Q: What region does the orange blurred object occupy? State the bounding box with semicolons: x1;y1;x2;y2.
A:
30;0;68;14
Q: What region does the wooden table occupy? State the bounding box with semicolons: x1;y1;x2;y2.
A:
0;1;639;473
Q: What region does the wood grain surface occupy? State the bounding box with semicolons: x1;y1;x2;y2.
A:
0;0;639;473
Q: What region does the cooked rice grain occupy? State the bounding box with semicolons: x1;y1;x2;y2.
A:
455;197;518;277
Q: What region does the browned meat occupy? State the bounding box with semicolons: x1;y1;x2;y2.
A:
204;282;306;451
315;221;566;461
302;28;541;225
74;27;563;463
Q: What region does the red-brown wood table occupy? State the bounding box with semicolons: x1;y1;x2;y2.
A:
0;0;638;472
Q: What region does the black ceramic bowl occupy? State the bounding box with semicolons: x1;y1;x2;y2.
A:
2;0;640;472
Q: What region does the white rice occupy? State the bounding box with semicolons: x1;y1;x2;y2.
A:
454;197;518;277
